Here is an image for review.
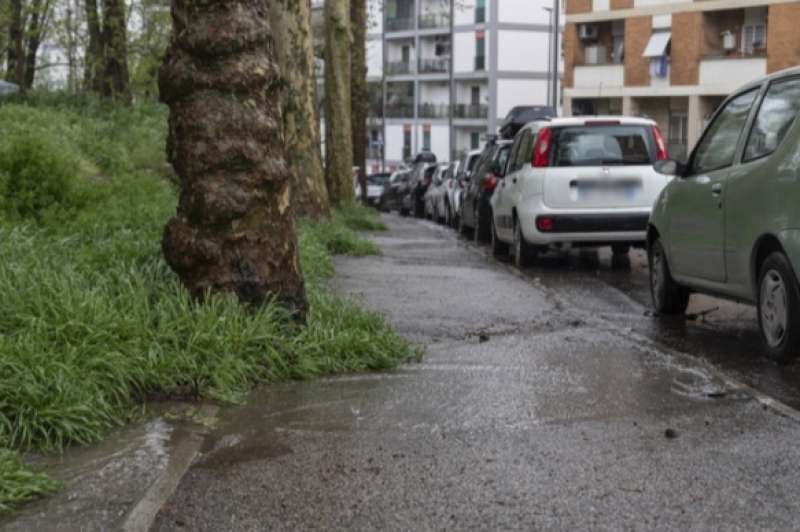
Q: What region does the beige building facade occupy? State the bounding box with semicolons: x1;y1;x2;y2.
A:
563;0;800;159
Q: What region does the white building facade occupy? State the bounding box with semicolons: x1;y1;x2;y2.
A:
367;0;562;172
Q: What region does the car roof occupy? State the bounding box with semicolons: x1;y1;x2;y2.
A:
736;65;800;93
517;115;657;135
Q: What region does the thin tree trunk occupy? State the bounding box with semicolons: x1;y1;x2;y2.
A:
270;0;330;219
351;0;368;204
324;0;353;207
6;0;23;86
84;0;103;92
159;0;308;315
100;0;129;101
23;0;45;89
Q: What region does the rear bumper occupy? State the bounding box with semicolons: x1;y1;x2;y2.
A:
537;213;650;234
517;197;651;246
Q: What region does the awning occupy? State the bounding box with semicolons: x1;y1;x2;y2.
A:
643;32;672;58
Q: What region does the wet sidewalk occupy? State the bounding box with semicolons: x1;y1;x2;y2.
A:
146;215;800;531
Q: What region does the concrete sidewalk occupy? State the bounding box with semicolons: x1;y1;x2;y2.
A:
146;214;800;531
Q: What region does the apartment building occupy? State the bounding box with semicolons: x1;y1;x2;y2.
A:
563;0;800;160
366;0;560;171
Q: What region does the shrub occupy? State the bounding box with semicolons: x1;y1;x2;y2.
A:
0;132;89;222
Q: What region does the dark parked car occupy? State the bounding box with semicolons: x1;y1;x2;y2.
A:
379;169;412;214
459;140;513;242
357;172;392;208
402;152;438;218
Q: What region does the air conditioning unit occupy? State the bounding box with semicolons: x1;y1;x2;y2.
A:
721;30;736;51
585;45;608;65
578;24;599;41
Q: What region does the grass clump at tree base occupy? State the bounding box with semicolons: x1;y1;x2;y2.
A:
0;94;419;514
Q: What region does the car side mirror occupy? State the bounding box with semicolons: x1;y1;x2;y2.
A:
654;159;687;178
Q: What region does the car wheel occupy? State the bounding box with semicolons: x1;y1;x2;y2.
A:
491;215;509;258
757;252;800;363
612;244;631;256
648;238;690;315
513;216;536;268
458;207;469;236
414;196;425;218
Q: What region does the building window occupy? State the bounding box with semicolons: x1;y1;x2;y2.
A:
742;24;766;55
403;127;412;160
475;32;486;71
475;0;486;23
470;132;480;150
423;128;431;151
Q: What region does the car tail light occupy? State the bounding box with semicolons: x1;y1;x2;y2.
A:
458;179;465;189
652;126;668;161
532;127;553;168
483;174;498;192
536;216;554;232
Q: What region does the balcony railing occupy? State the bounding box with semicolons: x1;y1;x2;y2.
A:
367;146;383;160
386;61;414;75
386;101;415;118
474;55;486;71
418;103;450;119
386;17;414;32
418;57;449;74
453;103;488;119
419;12;450;29
475;6;486;23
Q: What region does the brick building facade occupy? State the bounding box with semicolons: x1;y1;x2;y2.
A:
563;0;800;159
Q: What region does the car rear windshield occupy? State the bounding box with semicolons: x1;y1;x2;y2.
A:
467;154;480;173
552;125;655;167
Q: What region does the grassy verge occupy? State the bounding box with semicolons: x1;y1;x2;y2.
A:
0;94;418;513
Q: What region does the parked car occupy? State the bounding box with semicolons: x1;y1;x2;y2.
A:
424;163;450;222
447;150;482;228
459;139;514;242
357;172;391;208
379;169;412;214
648;67;800;361
490;116;671;266
441;160;462;227
404;159;438;218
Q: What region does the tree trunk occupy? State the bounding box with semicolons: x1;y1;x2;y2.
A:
100;0;129;101
323;0;353;207
159;0;307;315
350;0;368;204
269;0;330;219
23;0;45;89
84;0;103;92
5;0;24;86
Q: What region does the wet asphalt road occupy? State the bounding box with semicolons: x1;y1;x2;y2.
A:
150;214;800;531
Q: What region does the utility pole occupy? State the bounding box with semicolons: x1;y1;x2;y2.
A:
551;0;560;111
448;0;455;162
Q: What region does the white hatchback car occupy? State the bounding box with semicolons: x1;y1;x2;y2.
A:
490;116;672;267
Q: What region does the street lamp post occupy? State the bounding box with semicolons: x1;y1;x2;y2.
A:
551;0;560;111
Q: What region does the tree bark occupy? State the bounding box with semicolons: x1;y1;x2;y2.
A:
159;0;307;315
269;0;330;219
323;0;353;207
100;0;130;101
350;0;368;203
84;0;103;92
5;0;24;86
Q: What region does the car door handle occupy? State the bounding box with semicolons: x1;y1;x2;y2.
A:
711;183;722;197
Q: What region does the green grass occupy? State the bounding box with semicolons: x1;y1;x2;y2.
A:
0;93;418;513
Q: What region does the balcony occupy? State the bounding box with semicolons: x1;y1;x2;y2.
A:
418;103;450;119
418;57;450;74
386;99;415;118
474;56;486;71
573;65;624;91
419;12;450;30
386;61;414;75
386;17;414;32
699;57;767;92
453;103;488;120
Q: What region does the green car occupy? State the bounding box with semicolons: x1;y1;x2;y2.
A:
649;66;800;362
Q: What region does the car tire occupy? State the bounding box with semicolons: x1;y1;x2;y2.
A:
458;207;470;236
612;244;631;256
491;215;509;258
757;252;800;363
414;197;425;219
513;216;536;268
648;238;690;316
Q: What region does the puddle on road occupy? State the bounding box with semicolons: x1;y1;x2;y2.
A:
670;367;729;400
